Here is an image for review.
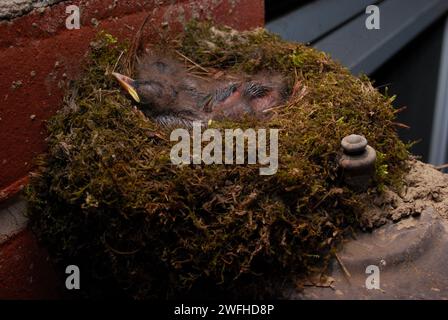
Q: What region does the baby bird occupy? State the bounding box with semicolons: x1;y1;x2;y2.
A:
112;54;288;128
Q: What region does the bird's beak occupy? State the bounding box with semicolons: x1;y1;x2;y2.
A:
112;72;140;103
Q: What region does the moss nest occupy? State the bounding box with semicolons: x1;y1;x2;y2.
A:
26;22;409;299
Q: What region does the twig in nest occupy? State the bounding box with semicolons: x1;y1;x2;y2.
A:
124;13;151;73
190;73;211;81
391;122;410;129
111;50;125;74
262;104;286;114
435;163;448;170
303;283;335;289
175;50;210;73
335;253;351;280
393;106;407;114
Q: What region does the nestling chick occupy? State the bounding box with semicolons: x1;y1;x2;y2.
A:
113;54;289;128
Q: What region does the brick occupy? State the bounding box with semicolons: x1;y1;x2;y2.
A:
0;229;62;299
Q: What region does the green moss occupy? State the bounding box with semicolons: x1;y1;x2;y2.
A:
26;22;409;299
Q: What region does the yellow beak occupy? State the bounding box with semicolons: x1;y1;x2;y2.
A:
112;72;140;103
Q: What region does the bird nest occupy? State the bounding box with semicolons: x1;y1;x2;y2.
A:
26;21;409;299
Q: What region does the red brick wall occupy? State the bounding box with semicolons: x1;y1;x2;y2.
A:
0;229;62;299
0;0;264;197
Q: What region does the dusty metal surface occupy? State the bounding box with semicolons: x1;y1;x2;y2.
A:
0;0;64;20
289;208;448;299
